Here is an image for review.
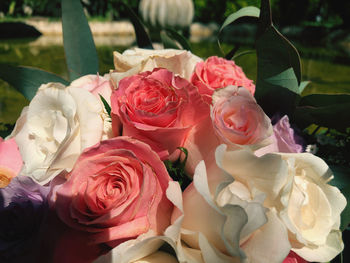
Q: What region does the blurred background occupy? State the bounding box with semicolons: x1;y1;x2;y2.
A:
0;0;349;135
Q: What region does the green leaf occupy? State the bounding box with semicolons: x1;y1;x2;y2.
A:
164;147;191;191
254;0;302;117
256;0;272;37
340;184;350;231
255;26;302;117
219;6;260;34
0;64;69;100
224;45;240;60
61;0;99;81
217;6;260;56
294;94;350;130
118;1;153;49
164;28;192;51
299;81;310;94
329;165;350;190
265;67;299;94
299;94;350;107
232;49;255;60
160;31;180;49
99;94;111;119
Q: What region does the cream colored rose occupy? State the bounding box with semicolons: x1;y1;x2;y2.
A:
12;82;107;185
69;74;113;105
170;145;291;263
218;146;346;262
110;48;202;87
278;153;346;262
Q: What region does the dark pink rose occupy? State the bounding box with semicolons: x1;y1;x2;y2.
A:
111;68;209;160
0;137;23;188
191;56;255;103
51;137;173;248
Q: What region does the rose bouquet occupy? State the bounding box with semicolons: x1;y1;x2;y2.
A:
0;0;349;263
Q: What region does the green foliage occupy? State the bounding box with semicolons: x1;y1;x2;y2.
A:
99;94;111;119
161;31;180;50
117;1;153;49
61;0;99;81
340;184;350;231
294;94;350;130
254;0;302;117
217;6;259;58
163;28;192;51
164;147;192;191
0;64;69;100
193;0;259;24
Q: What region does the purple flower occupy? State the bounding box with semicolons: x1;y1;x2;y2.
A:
256;115;303;156
0;176;49;262
273;115;303;153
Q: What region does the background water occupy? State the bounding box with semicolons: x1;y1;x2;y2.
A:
1;35;350;133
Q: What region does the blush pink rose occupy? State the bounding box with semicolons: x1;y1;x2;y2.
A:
184;86;272;174
191;56;255;103
111;68;209;160
0;137;23;188
283;251;308;263
211;86;271;146
51;137;173;248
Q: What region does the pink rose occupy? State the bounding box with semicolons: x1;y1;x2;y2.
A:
52;137;173;247
0;137;23;188
184;86;272;174
70;74;113;104
111;68;209;160
191;56;255;103
283;251;308;263
211;86;271;146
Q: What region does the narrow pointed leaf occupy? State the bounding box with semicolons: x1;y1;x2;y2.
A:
160;31;180;49
0;64;69;100
225;45;240;60
99;94;111;118
119;2;153;49
61;0;99;81
164;27;192;51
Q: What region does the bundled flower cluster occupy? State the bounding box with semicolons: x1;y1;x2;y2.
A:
0;48;346;263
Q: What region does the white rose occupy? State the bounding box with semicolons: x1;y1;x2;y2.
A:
131;252;178;263
110;48;202;87
219;147;346;262
69;74;114;139
12;82;107;184
171;145;291;263
70;74;113;105
278;153;346;262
